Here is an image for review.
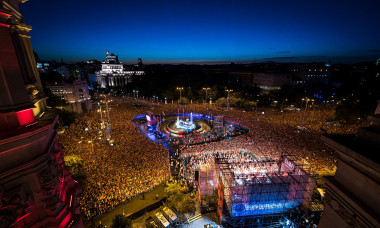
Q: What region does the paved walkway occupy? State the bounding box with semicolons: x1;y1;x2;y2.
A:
85;185;166;228
132;190;218;228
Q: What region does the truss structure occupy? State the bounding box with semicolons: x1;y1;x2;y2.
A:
194;153;316;227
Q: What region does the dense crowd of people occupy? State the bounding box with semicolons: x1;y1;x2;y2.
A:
59;98;170;221
58;95;368;222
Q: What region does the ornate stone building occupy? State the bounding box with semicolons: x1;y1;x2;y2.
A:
319;100;380;227
45;78;92;113
95;51;144;88
0;0;83;227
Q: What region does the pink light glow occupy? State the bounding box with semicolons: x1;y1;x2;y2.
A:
0;12;12;17
0;23;10;27
15;212;31;224
16;108;35;126
0;136;47;156
59;213;72;228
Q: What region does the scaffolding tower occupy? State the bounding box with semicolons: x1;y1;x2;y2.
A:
198;163;218;211
211;155;315;227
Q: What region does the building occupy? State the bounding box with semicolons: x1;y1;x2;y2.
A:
319;100;380;227
37;61;53;73
229;72;254;87
95;51;144;88
289;63;331;86
55;63;71;77
253;73;292;92
45;77;92;113
0;0;83;226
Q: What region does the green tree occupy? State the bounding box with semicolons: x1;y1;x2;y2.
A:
180;97;189;104
165;182;195;222
217;97;227;107
111;214;132;228
64;155;87;186
178;194;196;215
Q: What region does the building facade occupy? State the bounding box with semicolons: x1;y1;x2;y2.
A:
0;0;83;226
46;78;92;113
289;63;331;86
319;100;380;227
253;73;292;92
95;51;144;88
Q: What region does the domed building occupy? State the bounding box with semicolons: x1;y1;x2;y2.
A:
95;51;144;88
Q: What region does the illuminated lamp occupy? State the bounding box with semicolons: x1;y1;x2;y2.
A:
16;108;35;126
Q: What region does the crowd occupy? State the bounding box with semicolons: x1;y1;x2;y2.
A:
59;98;170;221
168;101;367;179
58;95;368;222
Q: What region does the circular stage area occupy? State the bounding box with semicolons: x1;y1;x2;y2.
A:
133;113;249;145
158;115;212;137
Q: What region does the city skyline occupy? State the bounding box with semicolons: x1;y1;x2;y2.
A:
21;0;380;63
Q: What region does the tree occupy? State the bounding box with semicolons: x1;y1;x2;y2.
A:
165;182;182;196
181;97;189;104
165;182;195;222
64;155;87;186
217;97;227;107
111;214;132;228
178;194;196;215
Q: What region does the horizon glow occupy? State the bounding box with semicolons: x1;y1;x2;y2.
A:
21;0;380;63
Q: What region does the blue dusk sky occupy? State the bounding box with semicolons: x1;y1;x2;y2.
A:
21;0;380;64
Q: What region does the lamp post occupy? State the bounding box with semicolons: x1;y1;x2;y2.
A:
203;87;210;109
176;87;184;106
225;89;233;110
301;98;305;110
310;99;316;122
301;98;314;128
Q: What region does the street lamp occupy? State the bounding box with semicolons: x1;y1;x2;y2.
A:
176;87;184;106
301;98;314;128
225;89;233;110
203;87;210;109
